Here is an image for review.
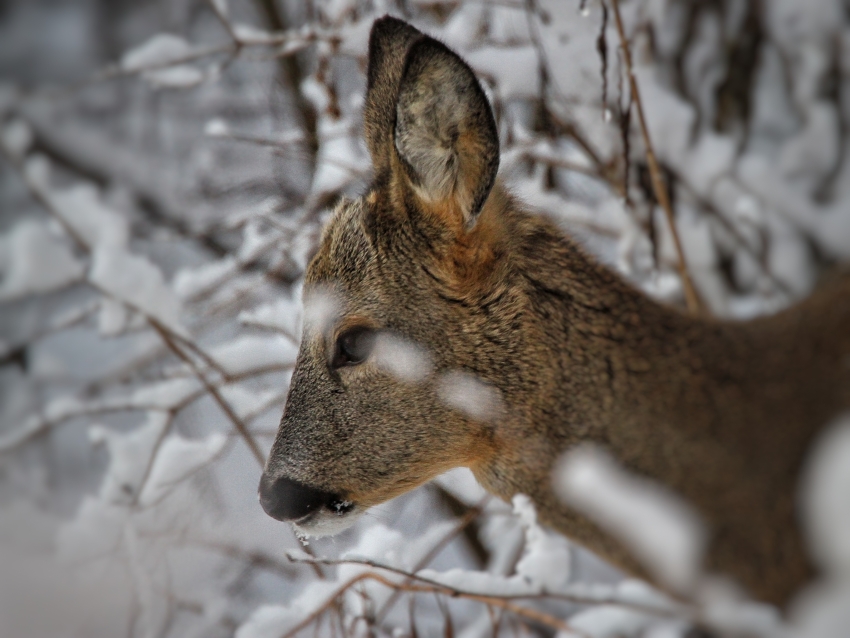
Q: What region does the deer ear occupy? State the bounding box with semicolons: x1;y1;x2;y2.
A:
394;37;499;230
363;16;423;175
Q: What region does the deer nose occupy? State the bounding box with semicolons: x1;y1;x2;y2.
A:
258;474;336;522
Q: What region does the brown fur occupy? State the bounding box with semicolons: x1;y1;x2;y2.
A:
263;16;850;606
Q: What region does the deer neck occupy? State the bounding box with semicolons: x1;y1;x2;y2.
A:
472;210;850;604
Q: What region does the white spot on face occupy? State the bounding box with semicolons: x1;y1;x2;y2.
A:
302;285;340;334
372;334;433;383
437;370;504;421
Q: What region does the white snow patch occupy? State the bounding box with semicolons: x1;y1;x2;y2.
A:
121;33;194;72
1;118;33;158
513;495;571;590
89;411;171;504
238;297;301;338
208;334;297;376
467;46;540;102
556;444;706;592
373;333;432;383
799;414;850;577
437;370;504;422
142;65;204;89
48;182;130;249
236;581;341;638
203;118;230;137
89;246;187;338
232;23;277;45
0;220;85;300
138;432;227;506
173;256;238;300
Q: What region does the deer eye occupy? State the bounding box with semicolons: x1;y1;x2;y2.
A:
332;327;376;369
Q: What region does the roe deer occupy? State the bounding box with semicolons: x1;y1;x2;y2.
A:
258;16;850;606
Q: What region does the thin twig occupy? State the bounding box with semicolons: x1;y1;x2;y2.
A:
278;568;583;638
608;0;703;314
375;497;490;623
150;321;266;466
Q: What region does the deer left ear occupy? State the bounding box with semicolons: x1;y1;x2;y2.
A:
394;37;499;231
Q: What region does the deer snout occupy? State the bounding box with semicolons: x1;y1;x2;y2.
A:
258;473;344;522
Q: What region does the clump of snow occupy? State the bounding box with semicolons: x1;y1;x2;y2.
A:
203;118;230;137
1;118;33;158
121;33;194;72
309;116;363;199
97;297;132;336
233;24;277;45
48;182;130;249
236;581;341;638
556;444;706;593
467;46;540;102
130;378;202;410
173;256;238;300
0;220;85;301
437;370;504;422
139;432;227;506
209;0;228;18
301;285;339;333
513;495;571;590
799;414;850;577
238;297;301;338
89;411;171;505
373;333;432;383
142;65;204;89
207;334;297;376
89;246;187;338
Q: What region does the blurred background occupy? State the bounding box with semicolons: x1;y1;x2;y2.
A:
1;0;850;636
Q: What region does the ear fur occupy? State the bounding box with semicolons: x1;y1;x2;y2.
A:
363;17;423;176
394;38;499;230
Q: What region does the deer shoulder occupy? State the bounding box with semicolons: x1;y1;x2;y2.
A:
259;16;850;606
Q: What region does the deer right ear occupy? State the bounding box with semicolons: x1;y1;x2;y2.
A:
363;16;423;176
393;38;499;231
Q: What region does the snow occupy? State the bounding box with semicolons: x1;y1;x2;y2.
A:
556;444;706;593
203;117;230;137
207;334;297;376
89;411;171;505
513;495;571;590
232;24;277;45
309;116;363;198
173;256;238;300
0;220;85;300
120;33;194;72
437;370;504;422
130;378;202;410
799;415;850;577
142;64;204;89
236;581;341;638
210;0;228;18
7;2;850;637
47;182;130;249
373;333;432;383
1;117;33;158
139;432;227;506
89;245;188;338
467;46;540;102
238;297;301;338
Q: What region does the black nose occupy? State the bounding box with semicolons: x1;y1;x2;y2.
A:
258;474;336;522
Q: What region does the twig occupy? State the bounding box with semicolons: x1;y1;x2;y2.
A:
278;568;583;638
607;0;703;314
150;321;266;466
375;497;490;623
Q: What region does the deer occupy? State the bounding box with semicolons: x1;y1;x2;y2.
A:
258;16;850;607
